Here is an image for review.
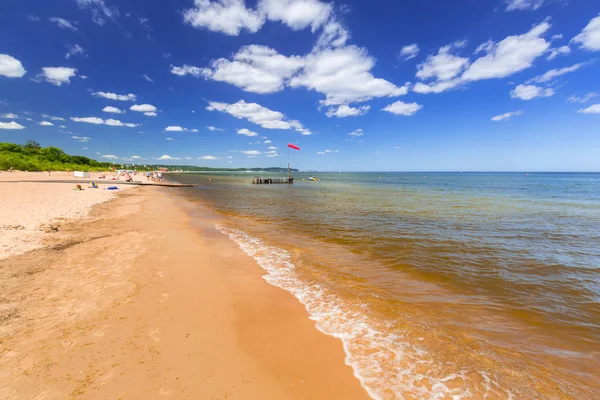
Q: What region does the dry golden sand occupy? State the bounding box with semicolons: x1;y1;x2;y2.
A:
0;185;370;399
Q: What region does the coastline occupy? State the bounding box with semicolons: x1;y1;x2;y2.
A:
0;184;370;399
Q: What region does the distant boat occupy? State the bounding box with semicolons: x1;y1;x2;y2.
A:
308;176;320;182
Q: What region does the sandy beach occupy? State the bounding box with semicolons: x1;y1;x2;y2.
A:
0;177;370;399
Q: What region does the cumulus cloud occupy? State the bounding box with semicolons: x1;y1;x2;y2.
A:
201;45;304;94
76;0;119;26
547;45;570;60
463;21;551;81
92;91;136;101
207;100;310;134
400;44;419;60
568;92;597;103
326;105;370;118
572;14;600;51
40;114;65;121
416;45;469;81
0;54;27;78
39;121;54;126
382;101;423;116
183;0;332;36
130;104;157;113
170;64;204;77
131;156;141;159
241;150;261;155
207;126;223;132
49;17;78;31
317;149;339;155
349;128;364;137
200;155;218;160
491;110;523;121
165;126;188;132
510;84;554;100
65;44;86;59
264;140;272;144
37;67;77;86
71;116;137;127
237;128;258;136
103;106;125;114
71;135;90;142
144;112;157;117
577;104;600;114
505;0;545;11
0;121;25;130
102;154;118;159
0;113;19;119
157;154;180;160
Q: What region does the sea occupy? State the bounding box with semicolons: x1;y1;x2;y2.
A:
170;172;600;400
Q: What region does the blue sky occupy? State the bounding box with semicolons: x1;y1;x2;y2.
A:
0;0;599;171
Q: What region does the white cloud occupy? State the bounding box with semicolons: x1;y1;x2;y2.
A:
207;100;310;134
0;113;18;119
102;154;118;159
241;150;261;155
413;79;462;94
76;0;118;26
416;45;469;81
313;20;349;50
547;45;570;60
0;121;25;130
49;17;78;32
317;149;339;155
577;104;600;114
71;116;104;124
65;44;86;59
39;121;54;126
201;45;304;94
157;154;180;160
71;116;137;127
505;0;545;11
349;128;363;137
165;126;188;132
37;67;77;86
290;46;410;106
182;0;331;36
268;145;277;149
41;114;66;121
143;74;153;82
264;140;272;144
237;128;258;136
207;125;223;132
165;137;174;141
102;106;125;114
131;156;141;159
491;110;523;121
130;104;157;113
71;135;90;142
0;54;27;78
105;119;137;127
200;155;218;160
572;14;600;51
463;21;551;81
190;128;199;132
170;64;205;77
183;0;264;35
510;84;554;100
527;62;586;83
568;92;597;103
144;112;157;117
326;104;370;118
28;15;41;22
400;44;419;60
93;91;136;101
382;101;423;116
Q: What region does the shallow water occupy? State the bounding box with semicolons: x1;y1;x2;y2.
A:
173;172;600;399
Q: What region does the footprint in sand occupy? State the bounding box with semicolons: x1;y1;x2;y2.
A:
161;293;170;303
158;386;172;396
149;328;160;343
157;270;165;278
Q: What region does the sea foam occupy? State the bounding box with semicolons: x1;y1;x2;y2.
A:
216;224;477;399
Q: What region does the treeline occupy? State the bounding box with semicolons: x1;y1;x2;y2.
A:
0;141;115;172
0;141;301;172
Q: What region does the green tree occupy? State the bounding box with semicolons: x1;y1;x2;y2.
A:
24;140;41;150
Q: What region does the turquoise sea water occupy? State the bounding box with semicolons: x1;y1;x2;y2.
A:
173;172;600;399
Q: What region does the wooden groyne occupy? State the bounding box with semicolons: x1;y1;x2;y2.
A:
252;177;294;184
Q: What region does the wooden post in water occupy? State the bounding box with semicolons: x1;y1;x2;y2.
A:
287;162;291;181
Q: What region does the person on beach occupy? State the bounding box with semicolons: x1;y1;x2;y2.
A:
157;171;163;182
146;172;150;182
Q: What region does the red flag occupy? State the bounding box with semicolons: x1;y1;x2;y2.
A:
288;143;300;151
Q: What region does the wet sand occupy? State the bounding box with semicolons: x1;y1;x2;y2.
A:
0;185;369;399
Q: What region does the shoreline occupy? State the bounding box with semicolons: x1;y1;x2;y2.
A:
0;184;370;399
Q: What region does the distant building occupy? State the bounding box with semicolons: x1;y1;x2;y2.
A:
159;167;169;172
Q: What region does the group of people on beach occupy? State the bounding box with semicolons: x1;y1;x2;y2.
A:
146;171;163;182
